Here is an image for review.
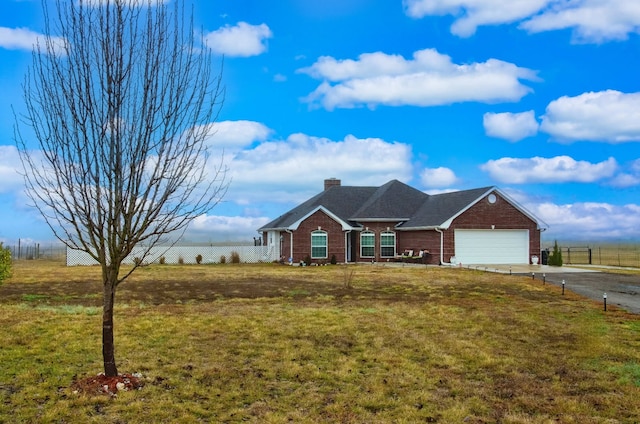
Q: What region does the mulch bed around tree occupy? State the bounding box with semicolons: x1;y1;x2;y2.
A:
70;373;145;397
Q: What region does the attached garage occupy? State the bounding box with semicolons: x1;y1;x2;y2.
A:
454;229;529;264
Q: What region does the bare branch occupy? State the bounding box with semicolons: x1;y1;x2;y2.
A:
14;0;227;376
16;0;227;272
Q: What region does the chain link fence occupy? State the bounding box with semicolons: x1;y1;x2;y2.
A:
6;242;66;261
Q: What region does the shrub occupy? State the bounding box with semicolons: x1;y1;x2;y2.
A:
230;251;240;264
548;240;563;267
220;255;226;264
133;257;143;266
330;254;337;265
196;254;203;264
159;256;166;265
343;266;355;289
303;255;312;266
0;242;11;283
178;256;184;265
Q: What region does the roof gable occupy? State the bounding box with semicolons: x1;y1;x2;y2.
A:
402;186;547;230
403;187;493;229
289;205;352;231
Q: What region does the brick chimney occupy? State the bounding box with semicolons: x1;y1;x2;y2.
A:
324;178;341;191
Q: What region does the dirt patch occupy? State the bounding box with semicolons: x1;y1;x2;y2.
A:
70;373;145;396
0;276;427;306
3;263;638;313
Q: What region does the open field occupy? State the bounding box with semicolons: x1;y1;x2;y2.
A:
544;243;640;268
1;260;640;423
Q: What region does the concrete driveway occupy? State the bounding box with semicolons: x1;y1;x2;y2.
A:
484;264;640;314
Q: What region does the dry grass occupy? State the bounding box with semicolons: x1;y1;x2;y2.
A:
1;260;640;423
557;244;640;268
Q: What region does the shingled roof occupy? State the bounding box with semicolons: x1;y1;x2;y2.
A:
259;184;377;230
399;186;492;229
351;180;428;221
258;180;536;231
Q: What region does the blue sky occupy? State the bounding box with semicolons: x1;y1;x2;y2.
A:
1;0;640;245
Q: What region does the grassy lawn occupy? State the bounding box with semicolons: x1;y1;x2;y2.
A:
1;261;639;423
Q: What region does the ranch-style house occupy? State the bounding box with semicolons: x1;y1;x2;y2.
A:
258;179;547;265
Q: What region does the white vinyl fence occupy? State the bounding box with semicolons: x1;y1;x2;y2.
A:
66;245;279;266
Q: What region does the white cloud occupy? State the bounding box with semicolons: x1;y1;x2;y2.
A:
0;27;65;53
0;27;40;50
403;0;640;43
298;49;537;110
521;0;640;43
480;156;618;184
484;110;539;142
202;120;272;150
403;0;549;37
533;202;640;240
420;167;458;188
503;189;640;240
184;214;271;241
540;90;640;143
205;22;272;57
0;145;24;193
608;173;640;187
273;73;287;82
608;158;640;187
223;133;413;204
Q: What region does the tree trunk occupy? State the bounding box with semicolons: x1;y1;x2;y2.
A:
102;276;118;377
16;0;227;378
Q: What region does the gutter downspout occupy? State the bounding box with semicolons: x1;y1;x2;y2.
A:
285;229;293;263
435;228;452;265
344;230;351;263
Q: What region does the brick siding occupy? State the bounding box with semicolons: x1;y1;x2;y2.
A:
283;193;541;264
289;210;345;264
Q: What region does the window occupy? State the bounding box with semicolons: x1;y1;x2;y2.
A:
380;231;396;258
311;230;327;259
361;231;375;258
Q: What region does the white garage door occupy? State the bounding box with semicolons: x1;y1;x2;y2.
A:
454;230;529;264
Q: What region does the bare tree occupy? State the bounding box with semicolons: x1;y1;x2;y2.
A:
15;0;227;377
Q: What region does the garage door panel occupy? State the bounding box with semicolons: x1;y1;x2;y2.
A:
455;230;528;264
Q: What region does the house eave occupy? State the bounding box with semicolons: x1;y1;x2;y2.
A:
353;218;410;222
396;225;442;231
258;226;289;233
291;205;356;231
